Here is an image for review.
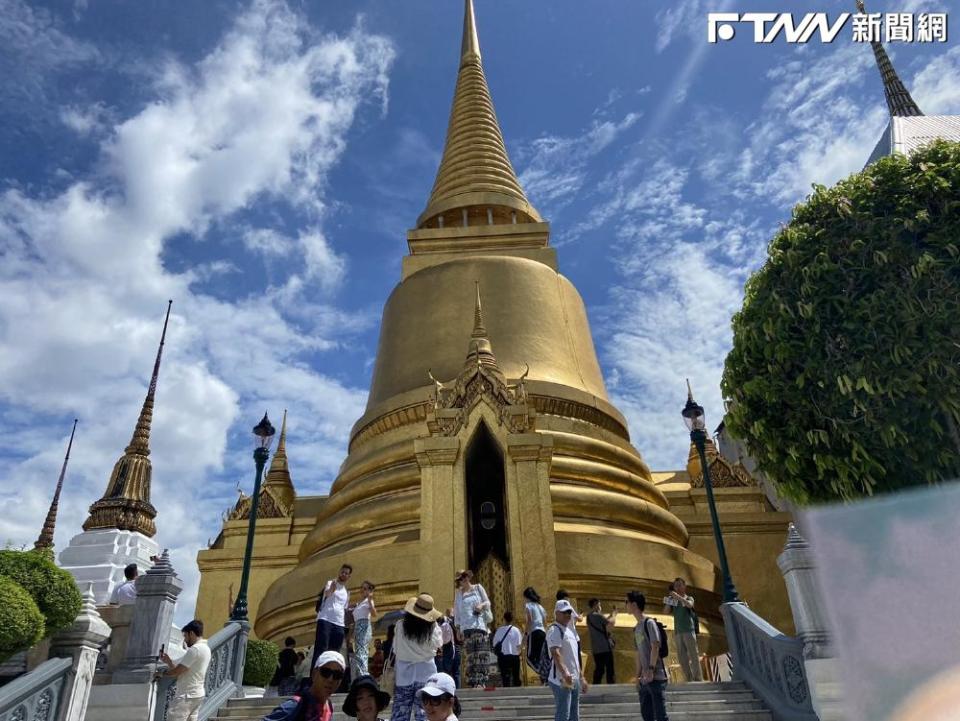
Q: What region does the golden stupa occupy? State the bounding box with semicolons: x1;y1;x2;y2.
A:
196;0;795;672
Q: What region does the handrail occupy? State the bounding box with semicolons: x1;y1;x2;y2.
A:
0;657;72;721
721;602;818;721
153;621;248;721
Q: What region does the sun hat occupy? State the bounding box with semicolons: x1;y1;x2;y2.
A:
313;650;346;670
343;675;391;717
404;593;443;622
416;673;461;715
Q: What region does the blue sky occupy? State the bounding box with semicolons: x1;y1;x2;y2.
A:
1;0;957;618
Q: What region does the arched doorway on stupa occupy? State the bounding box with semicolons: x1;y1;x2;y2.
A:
464;421;513;627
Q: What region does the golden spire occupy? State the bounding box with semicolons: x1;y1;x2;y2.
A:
83;301;172;537
417;0;541;229
262;409;295;513
464;282;503;378
472;280;487;338
855;0;923;117
35;419;78;551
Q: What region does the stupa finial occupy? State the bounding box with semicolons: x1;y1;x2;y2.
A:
83;301;171;537
855;0;923;117
34;418;78;551
417;0;540;229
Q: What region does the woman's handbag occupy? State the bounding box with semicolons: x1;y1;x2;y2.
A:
380;652;396;694
477;584;494;625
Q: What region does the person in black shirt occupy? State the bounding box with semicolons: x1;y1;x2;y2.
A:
271;637;300;696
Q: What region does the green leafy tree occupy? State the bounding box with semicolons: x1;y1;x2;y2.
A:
243;638;280;687
723;140;960;503
0;550;83;637
0;576;45;661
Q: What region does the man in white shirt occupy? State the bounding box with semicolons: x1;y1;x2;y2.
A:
311;563;352;668
492;611;523;687
547;599;588;721
160;620;212;721
110;564;138;605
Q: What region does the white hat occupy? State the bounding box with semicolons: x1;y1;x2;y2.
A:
314;650;346;670
555;599;576;614
416;672;457;700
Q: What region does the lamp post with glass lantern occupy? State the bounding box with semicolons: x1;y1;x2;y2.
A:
682;381;740;604
231;411;276;621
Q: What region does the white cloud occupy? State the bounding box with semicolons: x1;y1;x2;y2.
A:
0;0;393;622
518;112;640;213
910;45;960;114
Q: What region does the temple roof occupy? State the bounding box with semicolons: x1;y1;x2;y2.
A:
262;409;296;513
417;0;540;229
867;115;960;165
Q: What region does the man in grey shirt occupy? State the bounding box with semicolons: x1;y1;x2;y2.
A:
586;598;616;684
626;590;669;721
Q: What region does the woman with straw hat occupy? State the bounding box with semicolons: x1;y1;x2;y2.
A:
390;594;444;721
343;674;391;721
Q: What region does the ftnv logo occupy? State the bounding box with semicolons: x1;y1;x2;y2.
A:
708;11;949;44
709;13;852;43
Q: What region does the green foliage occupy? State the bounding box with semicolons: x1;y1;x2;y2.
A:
0;576;45;662
723;140;960;503
0;550;83;637
243;638;279;687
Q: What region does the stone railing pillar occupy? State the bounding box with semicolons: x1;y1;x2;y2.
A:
777;523;844;721
114;550;183;684
48;584;111;721
229;620;251;693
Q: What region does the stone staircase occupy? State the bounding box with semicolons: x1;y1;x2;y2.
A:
213;681;772;721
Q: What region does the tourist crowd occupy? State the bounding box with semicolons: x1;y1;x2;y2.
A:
257;563;704;721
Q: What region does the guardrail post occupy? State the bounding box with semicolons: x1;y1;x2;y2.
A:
115;550;183;684
48;584;111;721
777;524;844;721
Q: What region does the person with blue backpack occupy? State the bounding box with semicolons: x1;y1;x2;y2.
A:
626;591;670;721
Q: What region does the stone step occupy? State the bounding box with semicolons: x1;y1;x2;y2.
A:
228;681;749;707
214;681;772;721
219;698;762;715
215;713;772;721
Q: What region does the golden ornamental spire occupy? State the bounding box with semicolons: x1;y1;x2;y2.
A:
83;301;172;537
472;280;487;338
35;419;78;551
855;0;923;117
417;0;541;229
464;282;503;378
262;409;295;513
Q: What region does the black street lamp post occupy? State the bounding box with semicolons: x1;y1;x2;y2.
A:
231;411;276;621
682;381;740;604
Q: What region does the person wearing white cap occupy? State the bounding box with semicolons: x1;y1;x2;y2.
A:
390;594;444;721
260;650;345;721
416;673;461;721
547;599;588;721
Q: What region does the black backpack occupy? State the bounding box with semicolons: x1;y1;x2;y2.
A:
644;618;669;659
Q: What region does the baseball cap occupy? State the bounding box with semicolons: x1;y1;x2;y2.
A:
314;650;346;670
555;599;575;614
416;672;457;700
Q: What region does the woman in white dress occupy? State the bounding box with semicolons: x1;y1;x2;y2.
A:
352;581;378;677
453;569;492;688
